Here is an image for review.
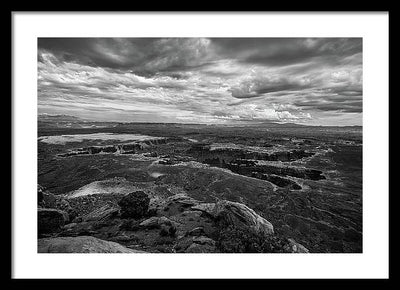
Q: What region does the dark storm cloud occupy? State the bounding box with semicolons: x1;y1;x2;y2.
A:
39;38;155;68
228;76;312;99
216;38;362;101
328;87;362;97
211;38;362;66
38;37;362;73
293;99;362;113
38;38;213;74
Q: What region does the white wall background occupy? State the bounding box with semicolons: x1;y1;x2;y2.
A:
12;12;389;279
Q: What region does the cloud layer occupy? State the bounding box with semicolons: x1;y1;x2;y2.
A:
38;38;362;125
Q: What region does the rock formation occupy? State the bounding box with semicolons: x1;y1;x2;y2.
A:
38;236;145;253
192;200;274;235
118;191;150;218
38;208;69;235
37;184;308;253
184;143;325;190
58;138;168;157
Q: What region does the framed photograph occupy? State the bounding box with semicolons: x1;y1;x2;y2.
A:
12;11;389;279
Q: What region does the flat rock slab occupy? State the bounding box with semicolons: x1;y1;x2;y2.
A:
38;236;146;253
81;204;119;222
139;216;176;228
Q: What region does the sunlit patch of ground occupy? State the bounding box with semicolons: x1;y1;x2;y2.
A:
67;177;139;198
148;172;165;178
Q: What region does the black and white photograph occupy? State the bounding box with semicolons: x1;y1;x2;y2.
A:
12;12;389;279
36;37;363;254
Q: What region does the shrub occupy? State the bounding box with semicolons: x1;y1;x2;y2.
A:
216;226;286;253
118;191;150;219
168;226;177;237
119;219;141;231
155;236;175;245
159;227;169;237
146;208;158;217
159;224;177;237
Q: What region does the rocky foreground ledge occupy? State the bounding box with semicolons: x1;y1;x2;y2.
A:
38;236;146;253
37;185;309;253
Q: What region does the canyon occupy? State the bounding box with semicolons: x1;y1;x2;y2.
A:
38;121;362;253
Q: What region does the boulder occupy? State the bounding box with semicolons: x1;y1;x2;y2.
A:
38;208;69;234
215;201;274;235
193;200;274;235
38;236;145;253
118;191;150;218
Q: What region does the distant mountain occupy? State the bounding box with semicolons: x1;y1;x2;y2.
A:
38;114;122;130
38;114;88;123
246;121;308;128
236;121;362;129
37;114;362;129
202;120;310;129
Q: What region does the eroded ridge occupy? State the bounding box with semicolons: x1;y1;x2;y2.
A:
57;138;168;157
189;142;315;162
185;143;325;190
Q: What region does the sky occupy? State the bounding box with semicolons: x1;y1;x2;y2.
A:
38;38;362;126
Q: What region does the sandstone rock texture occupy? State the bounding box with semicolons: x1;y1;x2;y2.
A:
37;186;308;253
81;204;119;222
38;236;145;253
192;200;274;235
215;200;274;235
